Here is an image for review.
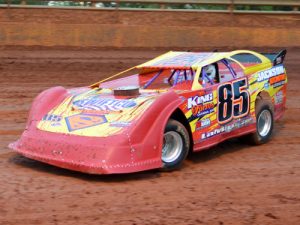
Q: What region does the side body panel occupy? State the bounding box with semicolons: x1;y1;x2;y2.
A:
178;63;287;151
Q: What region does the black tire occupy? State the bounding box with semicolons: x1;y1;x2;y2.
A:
247;99;274;145
161;119;190;171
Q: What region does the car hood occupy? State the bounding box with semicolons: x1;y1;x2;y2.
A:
37;87;163;137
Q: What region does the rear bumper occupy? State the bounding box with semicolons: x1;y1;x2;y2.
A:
9;128;162;174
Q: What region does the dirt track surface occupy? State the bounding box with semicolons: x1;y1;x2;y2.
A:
0;49;299;225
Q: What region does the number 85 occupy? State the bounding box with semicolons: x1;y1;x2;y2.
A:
217;77;250;124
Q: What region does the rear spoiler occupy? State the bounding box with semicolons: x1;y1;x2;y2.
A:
261;49;287;66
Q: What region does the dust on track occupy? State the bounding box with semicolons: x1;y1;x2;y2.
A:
0;48;299;225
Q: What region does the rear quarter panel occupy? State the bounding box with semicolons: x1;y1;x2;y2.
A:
248;63;287;120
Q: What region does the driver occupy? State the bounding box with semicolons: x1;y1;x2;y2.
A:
203;64;217;84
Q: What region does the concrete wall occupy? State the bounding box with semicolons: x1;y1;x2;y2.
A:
0;8;299;49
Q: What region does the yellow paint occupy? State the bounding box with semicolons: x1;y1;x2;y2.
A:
37;89;157;137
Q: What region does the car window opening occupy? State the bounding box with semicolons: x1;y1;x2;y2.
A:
142;68;195;89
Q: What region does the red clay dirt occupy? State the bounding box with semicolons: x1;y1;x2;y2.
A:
0;48;299;225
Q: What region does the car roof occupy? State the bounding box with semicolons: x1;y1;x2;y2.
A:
90;50;271;88
136;50;269;70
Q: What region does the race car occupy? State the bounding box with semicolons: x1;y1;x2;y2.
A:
9;49;287;174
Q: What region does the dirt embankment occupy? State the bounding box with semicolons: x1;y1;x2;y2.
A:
1;8;300;49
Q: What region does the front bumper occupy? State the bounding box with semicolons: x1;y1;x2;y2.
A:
9;127;161;174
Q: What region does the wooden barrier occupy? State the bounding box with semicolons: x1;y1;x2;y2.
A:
0;8;299;49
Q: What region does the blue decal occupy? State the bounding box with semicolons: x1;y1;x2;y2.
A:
43;114;62;122
73;97;136;111
110;121;131;127
264;83;270;89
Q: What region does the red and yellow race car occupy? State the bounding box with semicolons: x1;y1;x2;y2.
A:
9;49;287;174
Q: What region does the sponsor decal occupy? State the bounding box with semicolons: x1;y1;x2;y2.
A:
224;117;254;133
73;97;137;111
272;80;285;88
270;74;285;86
201;127;225;139
42;114;63;127
80;109;119;115
110;121;131;127
274;91;284;105
192;103;214;117
51;122;62;127
187;93;213;109
42;114;62;122
201;117;254;140
65;114;107;131
264;83;270;89
187;93;214;117
42;114;62;127
257;65;285;82
196;118;211;130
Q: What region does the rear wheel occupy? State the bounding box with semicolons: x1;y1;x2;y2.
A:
161;119;190;171
248;99;274;145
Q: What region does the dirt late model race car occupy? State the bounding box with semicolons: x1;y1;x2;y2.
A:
9;49;287;174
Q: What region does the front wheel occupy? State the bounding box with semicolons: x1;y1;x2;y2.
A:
161;119;190;171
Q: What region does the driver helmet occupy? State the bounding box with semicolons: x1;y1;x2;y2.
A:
203;64;217;82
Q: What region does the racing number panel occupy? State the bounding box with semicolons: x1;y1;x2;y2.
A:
217;77;250;124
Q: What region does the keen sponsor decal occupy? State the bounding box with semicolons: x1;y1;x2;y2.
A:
187;93;214;117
